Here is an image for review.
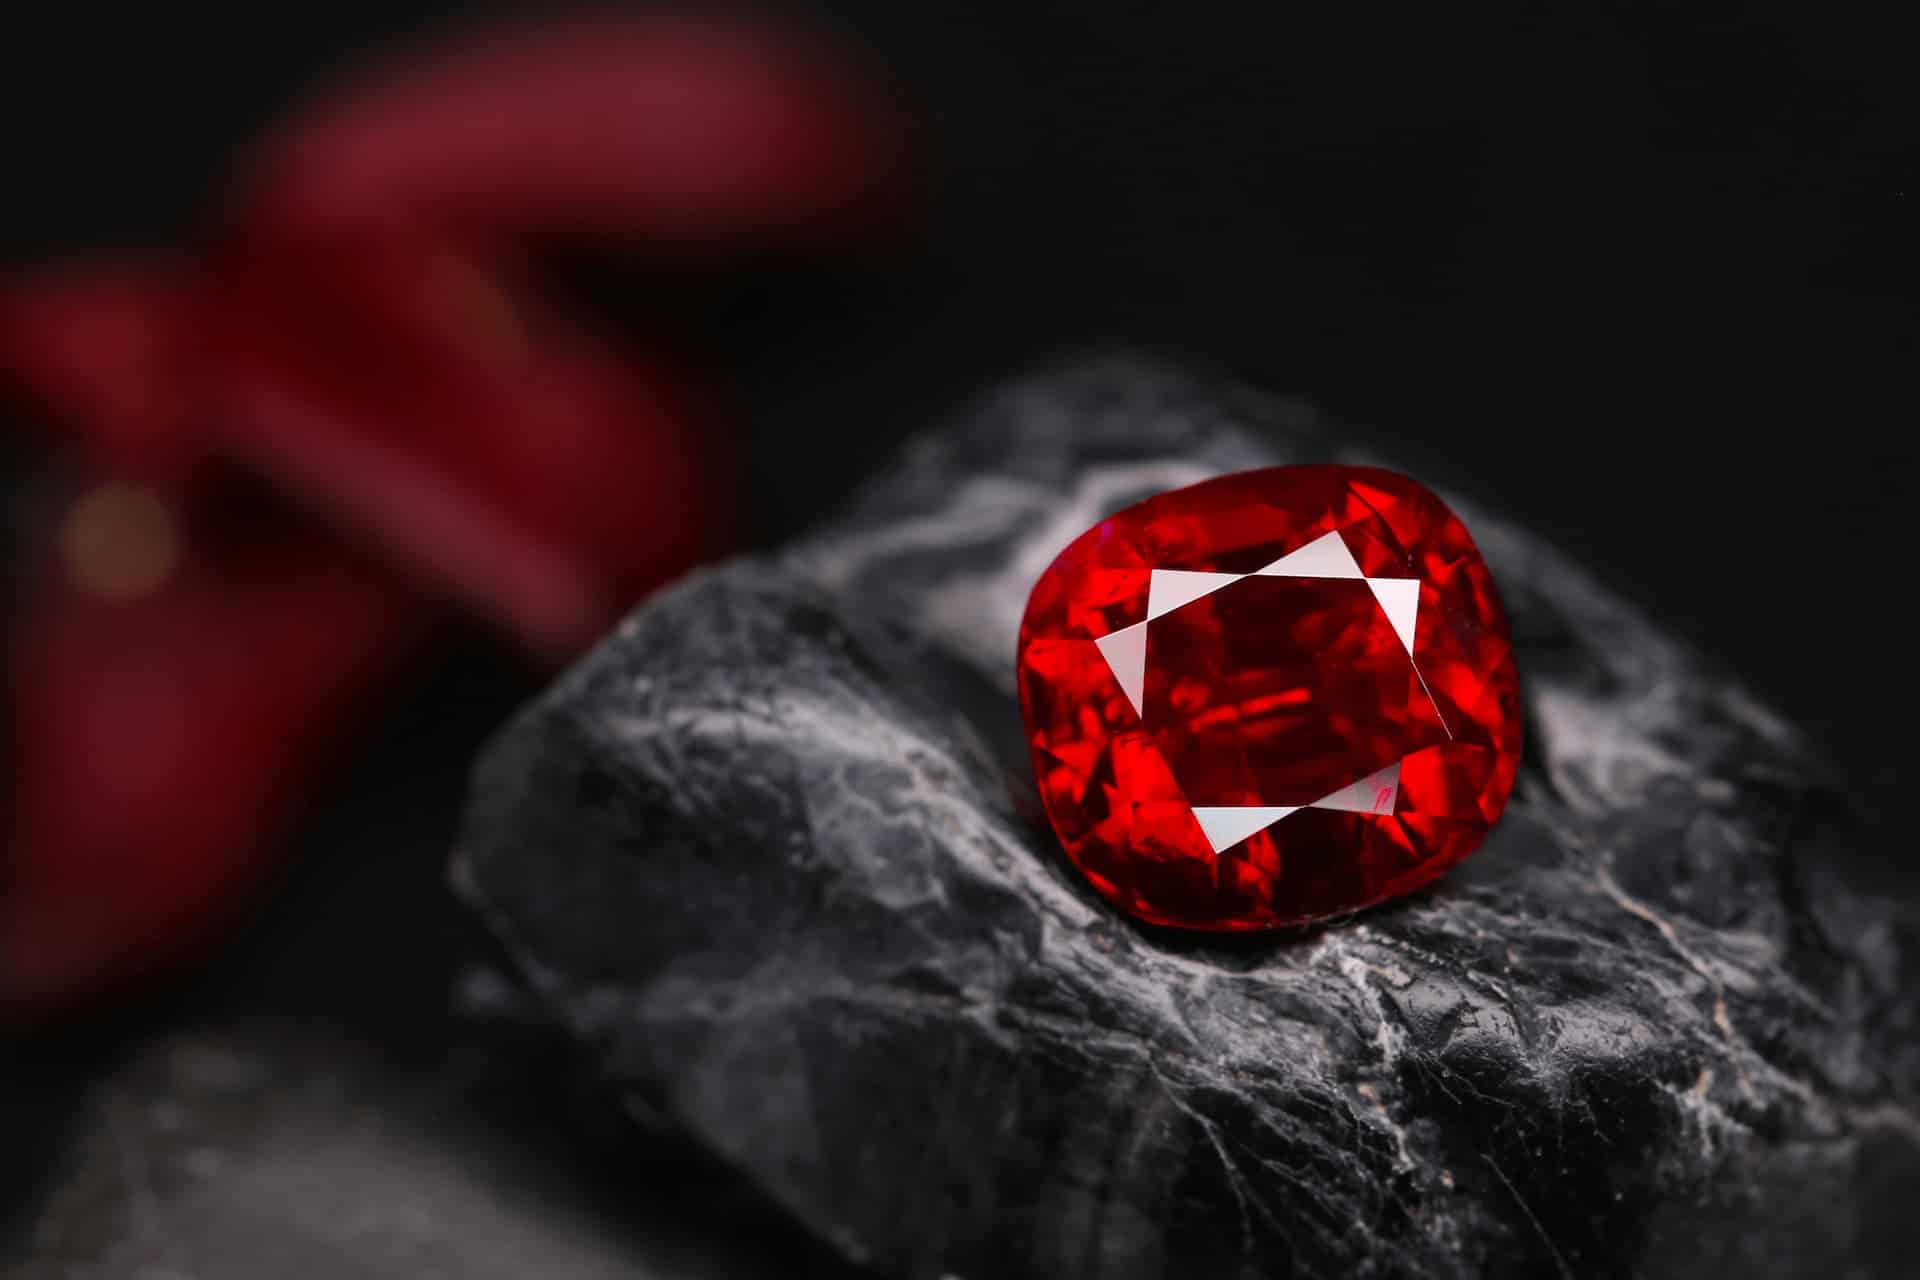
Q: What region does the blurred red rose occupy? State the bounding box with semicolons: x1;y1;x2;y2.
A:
0;10;905;1018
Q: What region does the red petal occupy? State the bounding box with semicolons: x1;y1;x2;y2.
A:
198;232;738;659
0;265;200;475
239;13;905;250
0;490;426;1019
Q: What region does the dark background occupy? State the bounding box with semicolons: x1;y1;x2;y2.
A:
3;1;1913;1271
4;1;1912;790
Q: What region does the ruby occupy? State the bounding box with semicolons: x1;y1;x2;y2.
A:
1017;465;1522;930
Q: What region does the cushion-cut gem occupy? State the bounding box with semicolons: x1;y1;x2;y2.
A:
1016;465;1521;930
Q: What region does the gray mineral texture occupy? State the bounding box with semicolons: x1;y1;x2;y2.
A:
454;359;1919;1278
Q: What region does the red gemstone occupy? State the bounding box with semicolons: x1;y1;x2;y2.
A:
1016;465;1521;930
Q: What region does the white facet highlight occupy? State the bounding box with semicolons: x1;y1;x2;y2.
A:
1255;530;1364;579
1366;577;1420;654
1310;761;1402;814
1146;569;1240;620
1093;621;1149;718
1185;761;1406;851
1191;806;1298;852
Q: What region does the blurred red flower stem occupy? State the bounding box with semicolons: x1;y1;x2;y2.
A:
1;11;904;1020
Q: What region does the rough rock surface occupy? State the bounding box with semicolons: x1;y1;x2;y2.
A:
4;1014;840;1280
454;359;1919;1278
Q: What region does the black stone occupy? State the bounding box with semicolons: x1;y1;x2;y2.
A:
455;358;1919;1278
1;1010;850;1279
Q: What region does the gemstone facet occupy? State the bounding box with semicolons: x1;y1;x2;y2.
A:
1016;465;1521;930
